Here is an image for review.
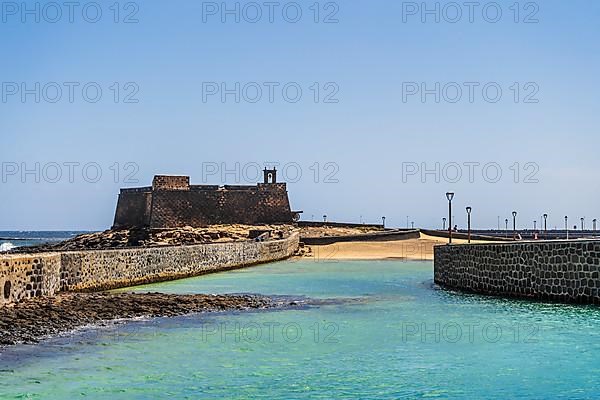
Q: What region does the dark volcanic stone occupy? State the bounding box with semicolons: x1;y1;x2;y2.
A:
0;293;290;347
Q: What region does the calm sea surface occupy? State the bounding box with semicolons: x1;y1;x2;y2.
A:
2;259;600;399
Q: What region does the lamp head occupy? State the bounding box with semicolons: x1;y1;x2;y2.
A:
512;211;517;218
466;206;472;214
446;192;455;201
543;214;548;219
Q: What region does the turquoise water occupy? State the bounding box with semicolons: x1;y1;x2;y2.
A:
2;259;600;399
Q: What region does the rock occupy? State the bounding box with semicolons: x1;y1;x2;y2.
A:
7;225;295;253
0;292;284;347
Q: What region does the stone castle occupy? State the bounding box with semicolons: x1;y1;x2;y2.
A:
112;169;299;229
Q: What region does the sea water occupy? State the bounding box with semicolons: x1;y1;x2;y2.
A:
1;259;600;399
0;231;86;251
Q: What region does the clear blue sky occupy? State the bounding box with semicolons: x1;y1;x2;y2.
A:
1;0;599;230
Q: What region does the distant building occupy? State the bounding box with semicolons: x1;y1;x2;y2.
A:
112;169;300;229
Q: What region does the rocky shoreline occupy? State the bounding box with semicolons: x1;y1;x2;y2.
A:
6;225;294;253
0;292;297;346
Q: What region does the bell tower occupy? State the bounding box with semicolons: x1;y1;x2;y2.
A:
263;167;277;184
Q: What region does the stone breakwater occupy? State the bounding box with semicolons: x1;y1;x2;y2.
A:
1;233;299;305
0;293;293;346
434;240;600;304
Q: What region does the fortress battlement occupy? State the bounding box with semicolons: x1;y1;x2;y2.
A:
112;169;297;229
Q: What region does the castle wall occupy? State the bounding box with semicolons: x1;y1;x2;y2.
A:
254;183;293;223
434;240;600;304
1;233;299;304
147;183;292;228
113;179;293;229
113;189;152;228
152;175;190;191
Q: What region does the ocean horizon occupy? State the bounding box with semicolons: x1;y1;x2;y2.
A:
0;231;91;252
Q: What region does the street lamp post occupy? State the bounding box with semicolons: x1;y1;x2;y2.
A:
466;206;472;243
323;215;327;223
505;218;509;238
446;192;455;244
543;214;548;239
382;216;386;228
411;221;415;229
443;217;447;230
534;220;537;231
581;217;585;231
512;211;518;240
565;216;569;240
594;219;597;232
